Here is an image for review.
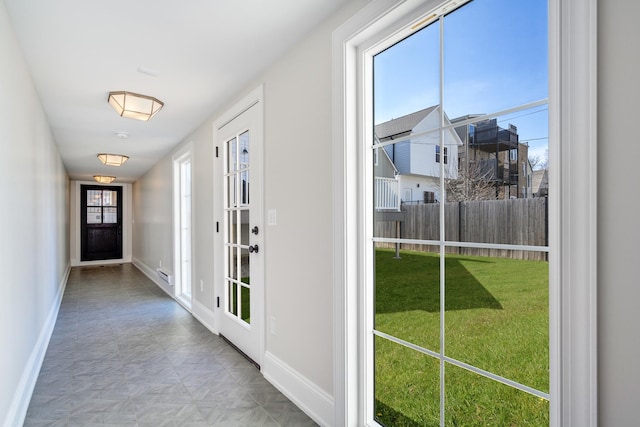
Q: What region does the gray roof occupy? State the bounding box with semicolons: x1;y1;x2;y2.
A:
375;105;438;140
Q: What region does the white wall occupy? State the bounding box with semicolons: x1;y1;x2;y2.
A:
0;2;70;425
598;0;640;425
132;122;216;312
132;155;174;287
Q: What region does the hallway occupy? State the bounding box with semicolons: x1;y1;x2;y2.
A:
23;264;317;426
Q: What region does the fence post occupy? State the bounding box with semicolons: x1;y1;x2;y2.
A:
394;220;401;258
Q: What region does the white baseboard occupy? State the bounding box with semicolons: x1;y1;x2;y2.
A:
133;259;219;328
262;351;334;427
192;299;218;335
70;256;131;267
132;258;219;334
3;263;71;427
132;257;174;298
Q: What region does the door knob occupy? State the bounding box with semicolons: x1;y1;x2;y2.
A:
248;245;259;253
251;226;259;235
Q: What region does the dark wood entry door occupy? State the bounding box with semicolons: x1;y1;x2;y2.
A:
81;185;123;261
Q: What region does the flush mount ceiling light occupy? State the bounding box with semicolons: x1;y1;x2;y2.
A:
94;175;116;184
97;153;129;167
107;91;164;121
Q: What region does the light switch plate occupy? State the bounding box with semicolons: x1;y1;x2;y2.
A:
268;209;277;226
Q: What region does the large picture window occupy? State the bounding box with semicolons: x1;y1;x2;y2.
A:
370;0;550;425
333;0;597;425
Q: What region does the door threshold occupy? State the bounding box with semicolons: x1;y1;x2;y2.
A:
220;334;260;370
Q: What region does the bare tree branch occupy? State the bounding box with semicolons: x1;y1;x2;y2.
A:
529;148;548;171
446;161;496;202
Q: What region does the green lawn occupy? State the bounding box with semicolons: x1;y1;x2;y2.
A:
374;248;549;426
228;280;251;323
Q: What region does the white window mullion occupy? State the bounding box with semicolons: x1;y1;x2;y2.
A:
437;13;446;427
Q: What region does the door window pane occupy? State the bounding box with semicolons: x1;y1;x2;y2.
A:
228;247;238;280
227;137;237;172
228;281;238;315
226;175;236;208
239;131;249;168
240;210;250;246
87;190;102;206
87;207;102;223
240;170;250;206
102;190;118;206
240;285;251;324
103;207;117;223
228;211;237;244
240;247;250;285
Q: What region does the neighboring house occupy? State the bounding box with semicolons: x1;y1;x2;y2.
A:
532;169;549;197
522;158;534;198
374;105;463;208
453;116;532;199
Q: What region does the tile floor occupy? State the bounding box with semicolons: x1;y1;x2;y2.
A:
23;263;318;427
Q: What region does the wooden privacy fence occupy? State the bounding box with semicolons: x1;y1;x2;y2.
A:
375;198;548;261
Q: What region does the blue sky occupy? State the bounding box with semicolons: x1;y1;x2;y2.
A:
374;0;548;160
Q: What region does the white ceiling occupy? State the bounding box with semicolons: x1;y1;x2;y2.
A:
4;0;350;182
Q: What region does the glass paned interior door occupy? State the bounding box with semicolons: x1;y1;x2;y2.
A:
370;0;549;425
225;131;252;324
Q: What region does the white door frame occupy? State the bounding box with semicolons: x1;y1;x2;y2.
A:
332;0;597;426
213;85;265;367
70;180;133;266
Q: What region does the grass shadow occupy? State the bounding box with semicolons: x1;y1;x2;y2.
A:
375;399;433;427
375;249;503;314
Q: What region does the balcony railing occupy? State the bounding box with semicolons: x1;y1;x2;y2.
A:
375;177;400;211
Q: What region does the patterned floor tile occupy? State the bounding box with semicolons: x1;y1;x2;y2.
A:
23;264;318;427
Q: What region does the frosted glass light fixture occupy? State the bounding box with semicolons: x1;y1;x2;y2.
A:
94;175;116;184
108;91;164;121
97;153;129;166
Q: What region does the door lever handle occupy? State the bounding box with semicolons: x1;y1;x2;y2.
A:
248;245;259;254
